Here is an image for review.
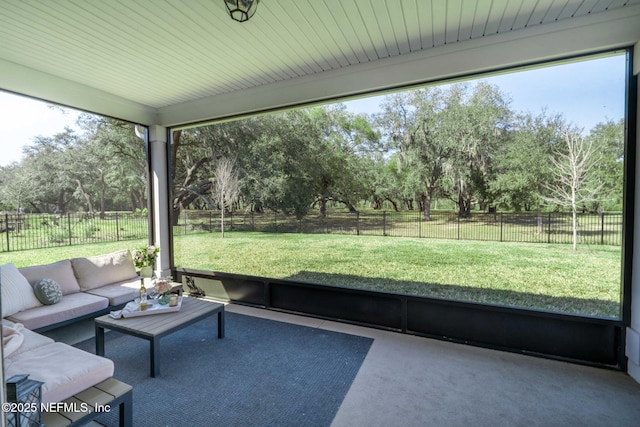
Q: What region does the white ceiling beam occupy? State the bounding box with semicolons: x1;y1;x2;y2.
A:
0;58;157;125
159;5;640;128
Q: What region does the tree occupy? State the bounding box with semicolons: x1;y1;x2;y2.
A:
310;106;379;215
6;114;147;215
377;83;510;219
491;111;564;212
439;83;511;216
0;163;32;212
377;88;454;220
243;111;318;218
21;130;80;213
544;126;602;251
365;153;405;210
212;158;242;237
80;115;148;214
587;119;624;211
171;124;238;223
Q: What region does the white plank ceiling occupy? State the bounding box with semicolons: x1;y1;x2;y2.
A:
0;0;639;125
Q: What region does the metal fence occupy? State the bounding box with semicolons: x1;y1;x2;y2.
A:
0;212;148;252
175;210;623;246
2;209;620;253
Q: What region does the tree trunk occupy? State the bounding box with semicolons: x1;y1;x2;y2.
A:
572;207;578;251
423;193;431;221
172;205;181;226
372;197;382;210
385;197;399;212
537;208;543;234
458;195;471;218
28;201;42;213
129;192;137;212
417;196;425;216
221;203;225;238
57;190;67;214
572;185;578;251
76;179;93;212
99;171;107;219
319;195;327;217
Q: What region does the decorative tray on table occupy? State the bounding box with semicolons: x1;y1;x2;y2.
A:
109;296;183;319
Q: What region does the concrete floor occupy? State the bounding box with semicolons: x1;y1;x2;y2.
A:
47;303;640;427
227;304;640;427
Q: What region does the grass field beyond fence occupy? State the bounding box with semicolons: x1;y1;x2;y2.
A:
173;232;622;319
176;209;623;246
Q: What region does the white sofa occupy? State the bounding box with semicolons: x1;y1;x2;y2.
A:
1;250;140;405
3;320;115;404
2;249;140;331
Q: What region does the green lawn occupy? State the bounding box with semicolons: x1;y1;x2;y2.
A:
0;233;621;318
0;240;148;268
173;232;622;318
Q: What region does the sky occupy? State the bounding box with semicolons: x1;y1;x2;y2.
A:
0;53;627;167
0;93;82;166
343;53;626;129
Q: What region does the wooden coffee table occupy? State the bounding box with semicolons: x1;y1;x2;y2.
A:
94;297;225;377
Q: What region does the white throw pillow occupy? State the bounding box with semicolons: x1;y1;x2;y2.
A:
1;263;43;317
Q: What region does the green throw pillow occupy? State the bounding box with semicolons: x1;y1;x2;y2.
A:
33;278;63;305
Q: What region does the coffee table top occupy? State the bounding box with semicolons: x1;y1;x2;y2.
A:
95;297;224;337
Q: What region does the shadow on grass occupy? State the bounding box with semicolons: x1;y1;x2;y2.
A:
285;271;620;319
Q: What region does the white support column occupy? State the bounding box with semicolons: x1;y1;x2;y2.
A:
148;125;171;277
0;267;5;427
627;41;640;382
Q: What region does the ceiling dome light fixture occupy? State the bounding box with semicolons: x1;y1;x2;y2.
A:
224;0;260;23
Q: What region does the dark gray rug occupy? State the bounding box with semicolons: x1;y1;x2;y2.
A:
74;312;373;427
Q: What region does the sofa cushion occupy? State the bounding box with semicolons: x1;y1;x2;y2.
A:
2;319;54;358
3;342;114;404
1;263;42;317
71;250;138;291
2;323;24;357
19;259;81;295
84;277;140;306
6;293;108;331
33;278;63;305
